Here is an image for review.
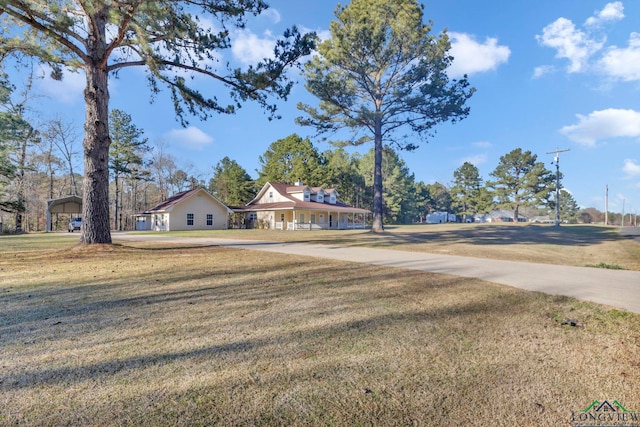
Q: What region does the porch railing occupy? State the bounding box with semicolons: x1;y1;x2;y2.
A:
285;221;366;230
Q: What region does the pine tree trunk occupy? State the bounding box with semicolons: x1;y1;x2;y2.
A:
372;117;384;232
80;8;111;244
114;174;119;231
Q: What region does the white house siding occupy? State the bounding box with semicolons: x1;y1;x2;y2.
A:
152;213;170;231
168;193;229;231
257;184;293;204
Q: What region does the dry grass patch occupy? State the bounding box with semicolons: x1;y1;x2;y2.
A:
1;235;639;426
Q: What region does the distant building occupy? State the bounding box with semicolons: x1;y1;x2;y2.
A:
426;211;457;223
473;210;527;223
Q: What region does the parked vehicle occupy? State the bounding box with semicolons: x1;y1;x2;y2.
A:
68;218;82;232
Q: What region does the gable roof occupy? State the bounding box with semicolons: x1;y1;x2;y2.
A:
242;182;369;214
143;188;232;214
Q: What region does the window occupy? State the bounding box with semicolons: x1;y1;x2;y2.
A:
299;213;305;223
280;213;285;222
248;212;257;221
187;213;194;226
310;214;316;224
317;193;324;203
206;214;213;226
269;191;274;200
330;194;336;204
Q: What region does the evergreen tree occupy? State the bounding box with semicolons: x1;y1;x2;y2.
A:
555;189;580;224
297;0;474;231
412;181;431;223
109;109;149;231
487;148;555;221
208;157;256;206
0;71;37;228
425;182;452;213
359;147;416;224
321;148;366;208
256;134;324;186
450;162;484;221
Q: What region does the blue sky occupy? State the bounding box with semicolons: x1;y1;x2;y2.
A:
23;1;640;214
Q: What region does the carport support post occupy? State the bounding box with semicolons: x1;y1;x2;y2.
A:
46;199;54;232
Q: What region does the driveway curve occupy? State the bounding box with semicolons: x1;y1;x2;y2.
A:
114;233;640;314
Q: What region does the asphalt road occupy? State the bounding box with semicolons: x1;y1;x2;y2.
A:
114;233;640;314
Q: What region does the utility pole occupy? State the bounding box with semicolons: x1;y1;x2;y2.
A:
547;148;570;226
605;185;609;225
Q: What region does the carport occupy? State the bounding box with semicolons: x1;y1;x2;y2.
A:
46;196;82;232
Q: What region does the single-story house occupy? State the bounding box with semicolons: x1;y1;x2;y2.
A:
135;188;232;231
233;181;370;230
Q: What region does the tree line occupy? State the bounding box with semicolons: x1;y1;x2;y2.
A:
1;103;605;233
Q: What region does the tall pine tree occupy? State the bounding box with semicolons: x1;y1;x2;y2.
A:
1;1;315;243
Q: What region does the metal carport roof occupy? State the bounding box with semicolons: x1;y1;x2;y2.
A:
46;196;82;232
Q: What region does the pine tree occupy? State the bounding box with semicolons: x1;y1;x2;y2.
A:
297;0;474;231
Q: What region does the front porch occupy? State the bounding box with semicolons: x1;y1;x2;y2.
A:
278;219;367;230
265;209;368;230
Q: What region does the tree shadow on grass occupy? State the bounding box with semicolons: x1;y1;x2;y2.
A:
299;225;624;248
0;253;473;346
0;291;522;392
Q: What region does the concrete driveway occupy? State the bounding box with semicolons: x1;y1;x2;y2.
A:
114;233;640;314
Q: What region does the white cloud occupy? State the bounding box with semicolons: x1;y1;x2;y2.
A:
560;108;640;146
231;30;276;66
599;32;640;81
260;8;281;24
460;154;487;166
532;65;556;79
303;27;331;44
472;141;492;149
536;17;604;73
164;127;214;151
622;159;640;176
447;32;510;79
36;65;85;104
585;2;624;26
